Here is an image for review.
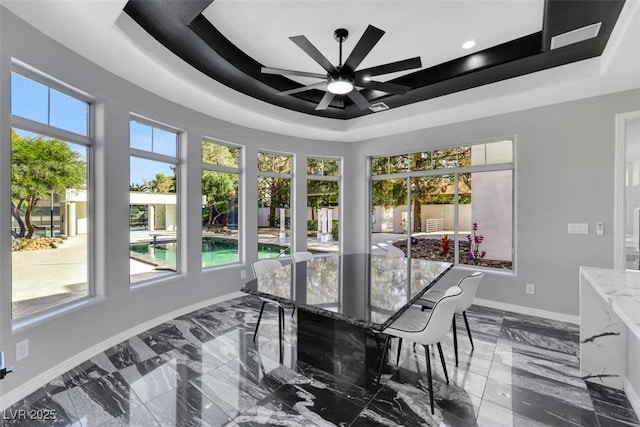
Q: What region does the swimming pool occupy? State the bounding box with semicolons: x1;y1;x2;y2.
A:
129;238;289;268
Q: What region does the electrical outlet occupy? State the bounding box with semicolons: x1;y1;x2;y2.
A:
526;283;535;295
16;339;29;361
240;270;246;279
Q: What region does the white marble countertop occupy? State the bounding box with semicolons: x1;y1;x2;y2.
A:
581;267;640;340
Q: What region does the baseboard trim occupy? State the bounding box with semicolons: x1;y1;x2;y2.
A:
626;378;640;420
0;291;246;412
474;298;580;325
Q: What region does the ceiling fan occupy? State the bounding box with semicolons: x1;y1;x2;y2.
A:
261;25;422;111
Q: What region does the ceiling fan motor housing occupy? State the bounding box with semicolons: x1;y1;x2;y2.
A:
333;28;349;42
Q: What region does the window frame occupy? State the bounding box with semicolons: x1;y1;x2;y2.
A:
306;156;342;253
10;64;95;324
128;115;182;285
257;150;294;256
11;63;93;140
370;139;515;271
201;137;243;269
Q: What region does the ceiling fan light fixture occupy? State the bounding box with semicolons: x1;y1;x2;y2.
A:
327;76;354;95
462;40;476;50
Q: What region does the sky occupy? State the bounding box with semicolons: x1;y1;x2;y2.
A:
11;72;175;186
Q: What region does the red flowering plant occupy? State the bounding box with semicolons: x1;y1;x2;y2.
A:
466;222;486;265
441;234;451;255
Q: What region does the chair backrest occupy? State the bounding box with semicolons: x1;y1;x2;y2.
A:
456;272;483;313
420;285;463;345
252;258;282;279
291;251;314;263
370;243;388;255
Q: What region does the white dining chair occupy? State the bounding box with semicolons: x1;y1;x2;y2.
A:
291;251;314;263
376;285;463;414
416;272;483;366
370;243;388;255
374;242;405;257
252;258;282;279
251;259;291;349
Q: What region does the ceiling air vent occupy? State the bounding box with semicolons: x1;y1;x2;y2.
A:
550;22;602;50
369;102;389;112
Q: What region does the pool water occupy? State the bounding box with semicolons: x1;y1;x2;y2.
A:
129;238;289;268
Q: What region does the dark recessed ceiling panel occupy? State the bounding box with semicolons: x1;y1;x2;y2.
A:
124;0;625;120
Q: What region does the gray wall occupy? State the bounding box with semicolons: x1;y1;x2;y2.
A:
2;4;640;406
345;89;640;315
0;8;345;401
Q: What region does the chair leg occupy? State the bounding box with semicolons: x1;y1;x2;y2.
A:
463;311;474;350
376;335;391;386
424;345;434;415
436;342;449;384
396;338;403;366
291;307;296;317
452;315;459;367
253;301;266;341
278;306;284;362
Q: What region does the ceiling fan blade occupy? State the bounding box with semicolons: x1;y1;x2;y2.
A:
277;81;327;96
359;80;411;95
347;89;370;111
261;67;327;80
355;57;422;79
289;35;337;74
343;25;385;71
315;91;335;111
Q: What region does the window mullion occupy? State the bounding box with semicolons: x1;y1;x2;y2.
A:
454;173;460;265
11;116;92;146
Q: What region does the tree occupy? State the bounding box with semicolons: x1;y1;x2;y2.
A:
11;129;86;238
146;173;175;193
201;143;239;229
371;147;472;232
202;170;237;229
257;153;291;227
307;180;339;220
129;182;148;192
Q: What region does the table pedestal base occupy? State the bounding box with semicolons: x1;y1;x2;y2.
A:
297;310;386;389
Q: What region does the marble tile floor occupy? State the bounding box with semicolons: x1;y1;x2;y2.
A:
2;295;639;427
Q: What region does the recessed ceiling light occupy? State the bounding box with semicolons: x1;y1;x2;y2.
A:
462;40;476;50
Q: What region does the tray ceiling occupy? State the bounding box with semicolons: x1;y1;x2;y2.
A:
124;0;626;120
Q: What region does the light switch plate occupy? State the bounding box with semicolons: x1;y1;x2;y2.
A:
568;223;588;234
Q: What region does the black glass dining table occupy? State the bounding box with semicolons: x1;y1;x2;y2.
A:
242;253;452;387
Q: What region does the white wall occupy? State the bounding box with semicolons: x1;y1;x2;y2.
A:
344;88;640;316
421;204;472;232
0;8;346;405
472;170;513;261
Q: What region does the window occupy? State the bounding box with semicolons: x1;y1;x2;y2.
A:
129;118;180;284
370;140;514;271
621;114;640;269
10;70;92;320
201;140;241;268
307;158;341;253
257;151;292;257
